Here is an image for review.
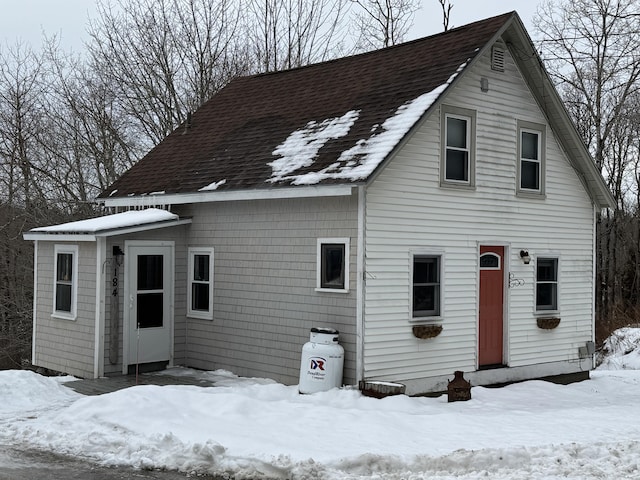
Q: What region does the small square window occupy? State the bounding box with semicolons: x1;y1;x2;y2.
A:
536;257;558;311
187;247;214;319
316;238;349;292
412;255;441;318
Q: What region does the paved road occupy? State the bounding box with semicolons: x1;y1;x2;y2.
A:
0;445;219;480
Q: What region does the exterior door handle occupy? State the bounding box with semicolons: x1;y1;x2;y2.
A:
129;294;134;308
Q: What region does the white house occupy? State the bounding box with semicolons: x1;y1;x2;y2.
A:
24;12;613;394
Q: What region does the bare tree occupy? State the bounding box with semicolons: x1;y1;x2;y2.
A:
0;43;46;210
536;0;640;339
87;0;246;146
438;0;452;32
246;0;351;72
42;42;141;210
0;44;49;368
351;0;421;49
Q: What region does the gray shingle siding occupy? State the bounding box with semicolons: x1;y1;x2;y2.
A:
33;241;96;378
175;193;358;385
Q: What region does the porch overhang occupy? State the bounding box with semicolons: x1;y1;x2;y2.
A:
23;208;191;242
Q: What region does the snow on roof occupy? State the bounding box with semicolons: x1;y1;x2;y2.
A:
268;63;467;186
268;110;360;183
198;179;227;192
30;208;179;234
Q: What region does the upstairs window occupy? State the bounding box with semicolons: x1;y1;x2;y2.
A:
317;238;349;292
187;247;214;319
441;105;476;187
53;244;78;320
518;121;546;195
536;257;558;312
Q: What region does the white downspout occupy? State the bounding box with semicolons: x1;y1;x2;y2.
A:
591;205;598;370
356;186;366;385
94;237;106;378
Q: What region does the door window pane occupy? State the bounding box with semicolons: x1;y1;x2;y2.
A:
137;293;163;328
138;255;163;290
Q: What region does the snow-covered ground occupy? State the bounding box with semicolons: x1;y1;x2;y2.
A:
2;330;640;479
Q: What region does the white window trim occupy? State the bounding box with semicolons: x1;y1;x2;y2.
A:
316;238;350;293
187;247;215;320
517;120;546;196
52;244;78;321
441;105;476;188
535;255;560;315
409;250;445;322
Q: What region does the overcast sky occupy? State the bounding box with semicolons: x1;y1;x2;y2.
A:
0;1;539;52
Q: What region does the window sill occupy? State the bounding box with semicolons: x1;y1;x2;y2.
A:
187;311;213;321
315;287;349;294
440;181;475;191
51;312;76;321
516;190;546;200
534;310;560;317
409;316;443;323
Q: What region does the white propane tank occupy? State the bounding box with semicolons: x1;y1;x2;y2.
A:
298;327;344;394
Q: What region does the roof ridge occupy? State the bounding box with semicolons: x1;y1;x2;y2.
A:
246;11;517;81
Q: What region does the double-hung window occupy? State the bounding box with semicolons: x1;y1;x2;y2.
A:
518;121;546;195
53;244;78;320
412;254;442;318
316;238;349;292
187;247;214;319
441;105;476;187
536;257;558;312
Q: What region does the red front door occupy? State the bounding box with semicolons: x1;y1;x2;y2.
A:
479;246;504;367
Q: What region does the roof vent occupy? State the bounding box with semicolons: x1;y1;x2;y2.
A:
491;46;505;72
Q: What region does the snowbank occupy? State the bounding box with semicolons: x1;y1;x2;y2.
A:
1;333;640;479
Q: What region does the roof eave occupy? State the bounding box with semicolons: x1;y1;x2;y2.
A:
23;218;192;242
99;184;356;207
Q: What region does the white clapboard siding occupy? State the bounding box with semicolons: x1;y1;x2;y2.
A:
363;42;595;383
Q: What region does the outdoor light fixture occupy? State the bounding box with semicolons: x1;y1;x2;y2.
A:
480;77;489;92
520;250;531;264
113;245;125;266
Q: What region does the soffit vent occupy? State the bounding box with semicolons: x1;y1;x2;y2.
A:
491;46;505;72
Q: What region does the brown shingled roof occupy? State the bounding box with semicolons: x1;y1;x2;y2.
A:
99;12;515;199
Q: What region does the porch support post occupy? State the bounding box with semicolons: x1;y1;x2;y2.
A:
94;237;106;378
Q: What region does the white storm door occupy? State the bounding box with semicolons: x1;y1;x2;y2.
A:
127;244;173;366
